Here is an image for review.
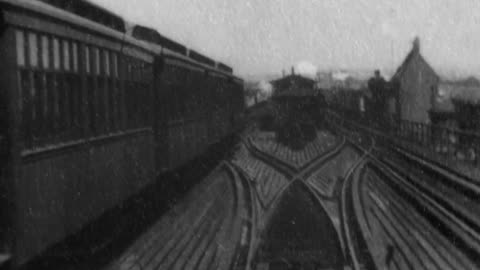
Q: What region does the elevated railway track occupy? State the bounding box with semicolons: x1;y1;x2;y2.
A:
330;112;480;270
102;118;480;270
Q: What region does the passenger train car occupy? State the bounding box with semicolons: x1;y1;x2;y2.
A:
0;0;244;267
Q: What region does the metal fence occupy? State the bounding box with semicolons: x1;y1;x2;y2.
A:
327;109;480;166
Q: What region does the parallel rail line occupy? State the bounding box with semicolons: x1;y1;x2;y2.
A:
343;132;480;269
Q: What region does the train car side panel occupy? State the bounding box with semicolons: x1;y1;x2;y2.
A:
0;22;20;261
2;3;156;264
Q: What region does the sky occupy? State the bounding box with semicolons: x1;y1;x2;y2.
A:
92;0;480;79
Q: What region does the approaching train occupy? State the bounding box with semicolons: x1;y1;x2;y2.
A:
0;0;244;267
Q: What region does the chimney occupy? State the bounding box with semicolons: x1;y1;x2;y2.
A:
412;36;420;53
291;66;294;75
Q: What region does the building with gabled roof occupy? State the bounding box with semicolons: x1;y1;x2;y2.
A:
271;69;317;98
390;37;440;123
270;68;322;125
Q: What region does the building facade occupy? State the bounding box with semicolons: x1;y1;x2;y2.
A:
390;38;440;123
270;71;320;121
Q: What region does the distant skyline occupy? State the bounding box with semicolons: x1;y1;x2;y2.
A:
92;0;480;79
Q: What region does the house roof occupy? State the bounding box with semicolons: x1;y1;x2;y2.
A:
271;74;317;98
391;39;439;82
271;74;315;85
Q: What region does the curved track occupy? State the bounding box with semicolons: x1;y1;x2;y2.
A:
336;122;480;270
105;163;252;270
357;158;480;269
236;129;351;269
340;137;377;270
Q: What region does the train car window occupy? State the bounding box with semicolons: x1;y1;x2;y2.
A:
126;61;132;81
15;30;25;66
97;76;105;133
33;72;44;143
112;53;118;78
53;73;60;135
28;32;38;68
94;48;100;75
137;63;141;82
58;79;67;136
102;50;110;131
85;46;91;74
130;62;135;82
64;74;73;136
46;73;54;139
105;79;112;132
113;81;119;131
62;40;70;71
20;70;31;148
137;62;141;82
87;76;96;134
144;63;148;82
104;50;110;76
30;73;37;126
108;78;115;131
41;36;50;69
117;81;124;131
53;38;60;70
99;49;105;75
72;42;78;72
138;63;143;82
41;72;48;125
110;53;118;131
73;75;82;137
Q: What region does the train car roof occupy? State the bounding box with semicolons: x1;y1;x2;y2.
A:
158;46;233;78
233;77;244;84
188;50;216;68
160;46;238;79
127;24;237;78
125;33;239;79
34;0;126;32
131;25;188;56
216;62;233;74
0;0;161;54
1;0;243;81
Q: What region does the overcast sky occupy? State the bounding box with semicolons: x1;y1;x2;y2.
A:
93;0;480;78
